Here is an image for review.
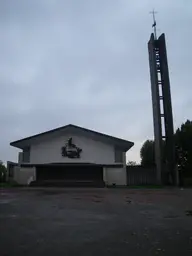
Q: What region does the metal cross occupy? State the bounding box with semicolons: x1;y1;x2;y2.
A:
150;9;157;39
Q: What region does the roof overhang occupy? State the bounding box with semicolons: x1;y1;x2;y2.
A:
10;124;134;152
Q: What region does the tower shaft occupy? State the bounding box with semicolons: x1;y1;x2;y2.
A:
148;33;177;185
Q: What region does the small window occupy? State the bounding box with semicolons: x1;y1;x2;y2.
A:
115;148;123;163
23;147;30;163
9;166;14;177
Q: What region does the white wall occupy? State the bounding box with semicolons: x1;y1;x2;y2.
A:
103;167;127;186
13;166;36;185
30;133;122;165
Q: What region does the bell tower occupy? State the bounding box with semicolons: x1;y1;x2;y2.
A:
148;13;177;185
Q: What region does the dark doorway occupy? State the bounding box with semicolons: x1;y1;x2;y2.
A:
35;164;104;187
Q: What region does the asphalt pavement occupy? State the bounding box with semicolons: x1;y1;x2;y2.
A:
0;187;192;255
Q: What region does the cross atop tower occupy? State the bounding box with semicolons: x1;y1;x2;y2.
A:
150;9;157;39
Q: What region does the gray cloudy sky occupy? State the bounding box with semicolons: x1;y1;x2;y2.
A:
0;0;192;164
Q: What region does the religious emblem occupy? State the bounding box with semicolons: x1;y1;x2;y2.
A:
61;138;82;158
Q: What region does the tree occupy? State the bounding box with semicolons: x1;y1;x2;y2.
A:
127;161;137;166
140;140;155;166
0;161;7;183
175;120;192;175
140;120;192;175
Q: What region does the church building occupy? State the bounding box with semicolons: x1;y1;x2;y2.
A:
8;124;134;187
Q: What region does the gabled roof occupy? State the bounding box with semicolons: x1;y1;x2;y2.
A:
10;124;134;151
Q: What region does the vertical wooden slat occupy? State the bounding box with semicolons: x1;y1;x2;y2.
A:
127;166;156;185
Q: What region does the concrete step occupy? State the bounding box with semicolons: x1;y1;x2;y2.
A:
30;180;105;188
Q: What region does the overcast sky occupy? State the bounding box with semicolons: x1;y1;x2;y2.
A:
0;0;191;164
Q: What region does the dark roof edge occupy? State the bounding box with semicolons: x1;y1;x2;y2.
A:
10;125;73;146
7;161;18;167
20;163;124;168
10;124;134;149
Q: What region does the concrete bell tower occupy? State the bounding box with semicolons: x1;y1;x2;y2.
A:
148;13;177;185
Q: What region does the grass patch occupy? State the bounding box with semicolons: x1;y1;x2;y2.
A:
0;182;23;188
107;185;163;189
127;185;164;189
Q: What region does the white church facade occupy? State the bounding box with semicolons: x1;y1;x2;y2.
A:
8;124;134;187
